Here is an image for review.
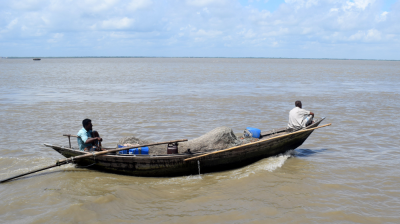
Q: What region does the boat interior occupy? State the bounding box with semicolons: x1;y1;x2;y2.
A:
53;118;325;158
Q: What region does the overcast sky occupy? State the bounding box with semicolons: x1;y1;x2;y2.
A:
1;0;399;59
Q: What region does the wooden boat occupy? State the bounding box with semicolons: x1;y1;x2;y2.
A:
33;58;41;61
44;118;328;177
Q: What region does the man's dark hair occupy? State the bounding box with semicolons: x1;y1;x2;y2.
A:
295;101;302;107
82;118;91;127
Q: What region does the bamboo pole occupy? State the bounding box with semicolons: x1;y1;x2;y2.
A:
0;164;58;184
184;123;331;162
0;138;188;184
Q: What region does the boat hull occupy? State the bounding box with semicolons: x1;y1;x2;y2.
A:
45;120;323;177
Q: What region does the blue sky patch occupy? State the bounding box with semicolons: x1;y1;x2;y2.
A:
238;0;285;12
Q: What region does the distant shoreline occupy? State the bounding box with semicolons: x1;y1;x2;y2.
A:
1;57;399;61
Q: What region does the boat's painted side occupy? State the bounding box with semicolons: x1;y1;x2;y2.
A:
45;119;324;177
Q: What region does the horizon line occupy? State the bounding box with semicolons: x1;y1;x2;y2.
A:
1;56;399;61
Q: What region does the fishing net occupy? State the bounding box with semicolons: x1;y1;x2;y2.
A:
179;126;240;153
118;126;258;155
117;136;166;154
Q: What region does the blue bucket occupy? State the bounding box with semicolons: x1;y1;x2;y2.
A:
246;127;261;138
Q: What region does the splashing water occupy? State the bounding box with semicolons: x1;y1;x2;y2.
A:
227;151;294;179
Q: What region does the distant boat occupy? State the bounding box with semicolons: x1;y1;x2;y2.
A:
33;58;41;61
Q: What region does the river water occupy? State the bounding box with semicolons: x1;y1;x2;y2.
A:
0;58;399;223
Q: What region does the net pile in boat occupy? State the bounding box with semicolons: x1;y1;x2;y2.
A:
179;126;240;153
117;136;166;154
117;126;252;154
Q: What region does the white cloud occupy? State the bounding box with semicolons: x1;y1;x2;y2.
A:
261;28;289;37
101;17;134;29
376;11;388;22
47;32;64;43
128;0;153;11
80;0;119;12
244;29;256;38
53;33;64;38
186;0;228;7
365;29;381;41
348;29;381;42
349;30;364;41
6;18;18;29
10;0;45;11
343;0;375;11
0;0;399;59
284;0;319;9
194;29;222;37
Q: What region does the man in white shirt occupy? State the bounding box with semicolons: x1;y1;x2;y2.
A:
287;101;315;130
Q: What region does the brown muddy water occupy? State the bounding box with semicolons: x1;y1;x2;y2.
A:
0;58;399;223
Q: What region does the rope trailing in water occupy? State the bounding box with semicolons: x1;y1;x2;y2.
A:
198;160;201;175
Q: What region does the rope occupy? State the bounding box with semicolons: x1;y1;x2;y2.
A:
197;160;201;175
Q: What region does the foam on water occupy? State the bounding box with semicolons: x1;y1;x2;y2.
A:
153;174;203;186
150;151;294;186
226;150;294;179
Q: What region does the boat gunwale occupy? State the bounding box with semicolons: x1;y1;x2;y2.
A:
43;143;207;159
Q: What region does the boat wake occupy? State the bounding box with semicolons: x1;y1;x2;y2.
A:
153;150;295;185
226;150;295;179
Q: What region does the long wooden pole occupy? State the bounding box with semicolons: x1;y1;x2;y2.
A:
184;123;331;162
0;138;188;184
0;164;59;184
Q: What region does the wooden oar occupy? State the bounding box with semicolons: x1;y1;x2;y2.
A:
0;139;188;184
184;123;331;162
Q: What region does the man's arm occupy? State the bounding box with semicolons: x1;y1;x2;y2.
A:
78;130;102;144
85;137;102;144
301;108;314;117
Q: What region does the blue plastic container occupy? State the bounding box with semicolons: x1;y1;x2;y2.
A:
117;145;128;154
118;145;149;155
128;147;149;155
246;127;261;138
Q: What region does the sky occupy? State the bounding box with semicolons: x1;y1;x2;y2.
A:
0;0;399;60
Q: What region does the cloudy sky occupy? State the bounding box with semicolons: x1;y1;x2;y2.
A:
1;0;399;59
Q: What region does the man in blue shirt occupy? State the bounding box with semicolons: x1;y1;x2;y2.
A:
77;118;104;151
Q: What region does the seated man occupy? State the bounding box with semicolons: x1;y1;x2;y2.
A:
77;118;105;151
287;100;315;130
